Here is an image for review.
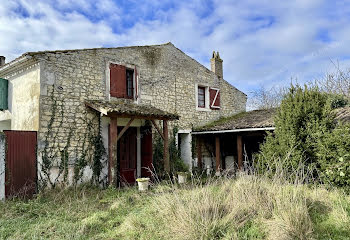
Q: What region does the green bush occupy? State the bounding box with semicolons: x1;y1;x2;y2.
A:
258;85;335;172
153;125;188;177
257;84;350;189
328;94;348;109
153;133;164;177
316;123;350;188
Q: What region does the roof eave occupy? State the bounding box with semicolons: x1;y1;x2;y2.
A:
192;127;275;134
0;55;33;74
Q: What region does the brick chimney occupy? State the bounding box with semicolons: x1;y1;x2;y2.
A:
0;56;5;67
210;51;223;79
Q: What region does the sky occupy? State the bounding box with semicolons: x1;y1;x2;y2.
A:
1;0;350;98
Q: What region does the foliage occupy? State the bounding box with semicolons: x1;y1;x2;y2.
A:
40;87;106;188
153;124;188;177
153;132;164;177
315;123;350;189
91;116;106;185
1;173;350;239
257;84;336;173
328;93;348;109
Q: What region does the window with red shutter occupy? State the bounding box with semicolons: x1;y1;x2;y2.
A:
209;88;220;109
110;64;138;100
110;63;126;98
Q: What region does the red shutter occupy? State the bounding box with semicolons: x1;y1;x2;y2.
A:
141;126;153;177
110;63;126;98
210;88;220;109
134;66;138;100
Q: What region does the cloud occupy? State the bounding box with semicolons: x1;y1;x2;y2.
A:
1;0;350;98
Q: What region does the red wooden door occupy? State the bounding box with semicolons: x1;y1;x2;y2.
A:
4;131;37;199
118;127;137;185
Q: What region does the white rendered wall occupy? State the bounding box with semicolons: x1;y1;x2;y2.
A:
179;132;192;169
0;64;40;131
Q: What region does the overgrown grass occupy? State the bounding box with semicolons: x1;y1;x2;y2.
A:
1;175;350;239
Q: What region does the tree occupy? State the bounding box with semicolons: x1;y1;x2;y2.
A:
247;85;287;110
257;85;336;172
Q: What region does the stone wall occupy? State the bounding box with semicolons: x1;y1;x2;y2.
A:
34;43;246;184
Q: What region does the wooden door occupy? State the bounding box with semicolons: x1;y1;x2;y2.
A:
4;131;37;199
118;127;137;185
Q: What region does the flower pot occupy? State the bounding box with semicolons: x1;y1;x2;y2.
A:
177;172;187;184
136;178;150;191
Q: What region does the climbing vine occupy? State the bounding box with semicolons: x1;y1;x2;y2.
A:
39;87;106;189
91;116;106;185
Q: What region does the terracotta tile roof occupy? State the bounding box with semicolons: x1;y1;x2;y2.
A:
195;106;350;132
85;99;179;120
195;108;276;131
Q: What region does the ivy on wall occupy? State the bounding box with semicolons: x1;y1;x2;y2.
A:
38;87;106;189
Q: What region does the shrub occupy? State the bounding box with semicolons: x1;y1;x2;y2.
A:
153;125;188;177
315;123;350;189
257;85;336;173
153;133;164;176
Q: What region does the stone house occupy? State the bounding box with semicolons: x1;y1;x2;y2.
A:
0;42;246;186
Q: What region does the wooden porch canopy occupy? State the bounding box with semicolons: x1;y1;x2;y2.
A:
85;100;179;185
192;109;276;172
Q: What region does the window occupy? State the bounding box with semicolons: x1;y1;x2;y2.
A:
196;84;221;111
126;69;134;98
110;63;137;100
198;86;205;108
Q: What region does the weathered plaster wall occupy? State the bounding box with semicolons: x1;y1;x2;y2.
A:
33;43;246;184
0;120;10;131
0;64;40;131
179;132;192;168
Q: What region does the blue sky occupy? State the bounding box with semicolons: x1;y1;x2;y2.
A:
1;0;350;99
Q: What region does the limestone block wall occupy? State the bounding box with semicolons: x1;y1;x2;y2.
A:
32;43;246;184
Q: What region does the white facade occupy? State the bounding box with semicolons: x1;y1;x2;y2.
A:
0;63;40;131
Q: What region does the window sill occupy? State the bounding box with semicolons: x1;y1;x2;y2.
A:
196;107;211;112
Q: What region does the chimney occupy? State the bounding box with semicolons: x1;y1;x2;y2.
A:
0;56;5;67
210;51;223;79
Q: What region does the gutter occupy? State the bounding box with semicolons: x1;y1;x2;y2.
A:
192;127;275;135
0;55;32;73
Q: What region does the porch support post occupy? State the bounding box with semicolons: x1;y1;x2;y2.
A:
163;120;170;172
196;136;202;170
151;119;164;140
237;135;243;170
215;136;220;172
109;118;118;185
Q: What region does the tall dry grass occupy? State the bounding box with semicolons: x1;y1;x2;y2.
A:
118;158;350;240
